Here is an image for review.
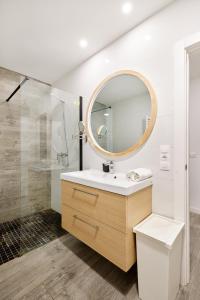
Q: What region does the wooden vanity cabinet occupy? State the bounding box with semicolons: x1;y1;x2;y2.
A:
61;180;152;272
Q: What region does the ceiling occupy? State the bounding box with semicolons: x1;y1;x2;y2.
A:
0;0;174;84
190;49;200;80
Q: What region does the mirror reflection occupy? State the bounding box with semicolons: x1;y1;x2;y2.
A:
90;74;151;153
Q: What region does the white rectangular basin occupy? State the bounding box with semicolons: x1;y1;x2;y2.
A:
60;169;153;196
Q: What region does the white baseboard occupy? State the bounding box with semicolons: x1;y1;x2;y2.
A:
190;206;200;215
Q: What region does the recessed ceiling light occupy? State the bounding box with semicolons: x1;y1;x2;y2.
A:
104;113;109;117
122;2;133;15
105;58;110;64
79;39;88;48
144;34;152;41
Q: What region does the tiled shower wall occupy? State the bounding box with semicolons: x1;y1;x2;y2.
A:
0;68;51;223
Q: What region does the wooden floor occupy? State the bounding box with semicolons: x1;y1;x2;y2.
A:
0;212;200;300
0;234;139;300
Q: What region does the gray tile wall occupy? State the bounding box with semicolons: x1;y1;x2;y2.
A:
0;68;51;223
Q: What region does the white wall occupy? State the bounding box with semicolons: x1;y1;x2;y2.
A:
54;0;200;218
189;77;200;214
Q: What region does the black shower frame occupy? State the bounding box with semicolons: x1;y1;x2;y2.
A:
79;96;83;171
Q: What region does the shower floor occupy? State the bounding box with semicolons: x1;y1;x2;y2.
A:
0;209;66;265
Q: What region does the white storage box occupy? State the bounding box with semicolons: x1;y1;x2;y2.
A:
134;214;184;300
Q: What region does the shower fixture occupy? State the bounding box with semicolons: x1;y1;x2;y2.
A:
6;77;29;102
2;66;51;103
57;152;68;165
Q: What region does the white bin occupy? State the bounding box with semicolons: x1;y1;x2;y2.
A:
133;214;184;300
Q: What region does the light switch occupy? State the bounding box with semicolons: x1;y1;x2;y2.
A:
160;145;170;171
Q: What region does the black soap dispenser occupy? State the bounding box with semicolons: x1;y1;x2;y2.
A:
102;162;110;173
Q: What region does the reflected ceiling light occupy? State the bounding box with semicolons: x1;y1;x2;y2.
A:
104;113;109;116
79;39;88;48
144;34;152;41
122;2;133;14
105;58;110;64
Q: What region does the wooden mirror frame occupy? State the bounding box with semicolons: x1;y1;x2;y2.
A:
86;70;157;158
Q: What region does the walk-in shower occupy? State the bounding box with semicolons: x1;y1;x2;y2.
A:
0;67;81;265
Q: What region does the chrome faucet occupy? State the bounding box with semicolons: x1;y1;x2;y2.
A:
109;161;115;174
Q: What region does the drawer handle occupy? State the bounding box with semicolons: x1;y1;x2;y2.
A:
72;188;99;205
73;188;98;198
73;215;99;232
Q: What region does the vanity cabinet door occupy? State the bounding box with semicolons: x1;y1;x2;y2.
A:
62;180;127;233
62;205;135;271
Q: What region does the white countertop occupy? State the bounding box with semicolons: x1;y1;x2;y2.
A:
61;169;153;196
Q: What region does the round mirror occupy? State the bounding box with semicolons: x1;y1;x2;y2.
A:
86;70;157;157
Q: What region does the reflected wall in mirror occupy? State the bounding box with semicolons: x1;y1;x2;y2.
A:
87;71;157;157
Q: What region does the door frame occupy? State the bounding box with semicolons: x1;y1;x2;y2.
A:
174;32;200;286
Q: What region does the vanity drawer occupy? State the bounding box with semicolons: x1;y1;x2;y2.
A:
61;180;126;233
62;205;135;271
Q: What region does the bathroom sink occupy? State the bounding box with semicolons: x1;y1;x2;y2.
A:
60;169;153;196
